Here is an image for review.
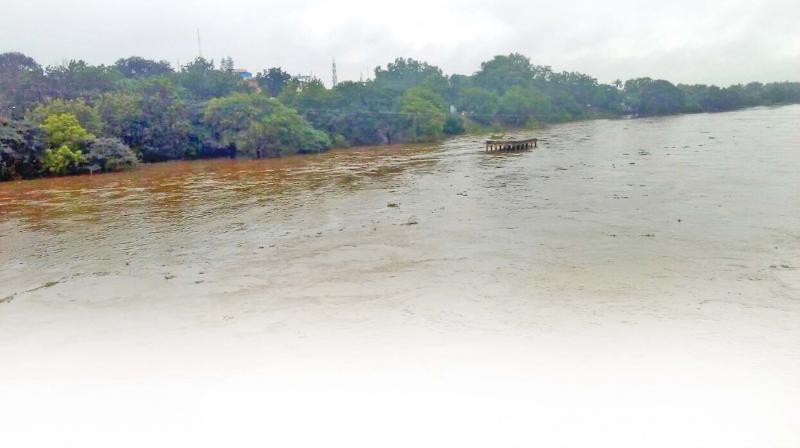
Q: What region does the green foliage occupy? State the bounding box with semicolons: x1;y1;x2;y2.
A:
41;113;94;149
0;52;45;119
330;133;349;148
204;93;330;158
0;52;41;75
96;90;143;143
443;115;465;135
44;60;121;100
39;113;91;174
220;57;235;73
473;53;536;94
456;87;499;124
179;57;243;100
43;144;85;175
374;58;448;95
4;50;800;182
115;57;174;78
96;78;194;161
286;79;406;145
497;86;552;126
84;137;138;172
27;98;103;134
256;67;292;96
623;78;687;115
399;87;448;142
0;118;46;180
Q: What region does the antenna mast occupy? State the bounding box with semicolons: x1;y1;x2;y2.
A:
197;28;203;58
332;59;338;87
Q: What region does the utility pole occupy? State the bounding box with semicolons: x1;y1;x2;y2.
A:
331;59;338;87
197;28;203;58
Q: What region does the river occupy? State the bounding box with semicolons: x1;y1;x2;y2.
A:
1;106;799;447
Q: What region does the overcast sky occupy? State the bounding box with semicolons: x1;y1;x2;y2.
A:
3;0;798;86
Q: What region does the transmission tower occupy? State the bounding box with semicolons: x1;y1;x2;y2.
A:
331;59;338;87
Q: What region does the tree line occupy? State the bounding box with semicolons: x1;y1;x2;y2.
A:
2;51;799;181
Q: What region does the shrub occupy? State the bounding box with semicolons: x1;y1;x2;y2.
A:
43;144;85;174
85;137;138;172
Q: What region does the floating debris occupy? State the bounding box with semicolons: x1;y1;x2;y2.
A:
403;217;419;226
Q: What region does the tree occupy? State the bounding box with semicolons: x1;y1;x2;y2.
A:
624;78;686;116
0;118;46;180
41;113;94;149
43;144;85;175
136;78;194;161
5;50;800;182
256;67;292;97
473;53;535;94
179;57;242;99
44;60;121;100
325;80;405;145
84;137;138;172
96;90;144;145
0;52;41;76
96;78;193;161
761;82;800;105
374;58;448;95
204;93;330;158
0;52;45;118
26;98;104;134
456;87;499;124
280;78;337;134
220;57;235;73
398;87;447;142
114;57;174;78
443;115;465;135
497;86;552;126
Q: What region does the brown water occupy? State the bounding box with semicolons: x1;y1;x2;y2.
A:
1;106;799;448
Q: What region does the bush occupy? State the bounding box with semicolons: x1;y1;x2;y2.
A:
43;144;85;175
85;137;138;172
0;118;46;180
41;113;94;148
443;115;465;135
330;133;349;149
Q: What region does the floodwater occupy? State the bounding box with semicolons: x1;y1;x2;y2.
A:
1;106;799;448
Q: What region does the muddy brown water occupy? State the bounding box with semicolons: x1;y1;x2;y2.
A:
0;106;798;447
1;106;797;307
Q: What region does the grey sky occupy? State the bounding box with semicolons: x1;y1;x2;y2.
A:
3;0;798;86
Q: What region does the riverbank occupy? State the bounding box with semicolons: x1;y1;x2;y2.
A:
4;104;795;184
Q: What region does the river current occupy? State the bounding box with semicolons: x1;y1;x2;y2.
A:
1;106;798;447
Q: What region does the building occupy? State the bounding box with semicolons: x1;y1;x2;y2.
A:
232;69;253;80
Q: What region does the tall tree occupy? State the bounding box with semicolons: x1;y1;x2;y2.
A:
178;57;242;100
114;57;174;78
256;67;292;97
398;87;447;142
0;52;45;118
204;92;330;158
473;53;535;94
374;58;448;95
